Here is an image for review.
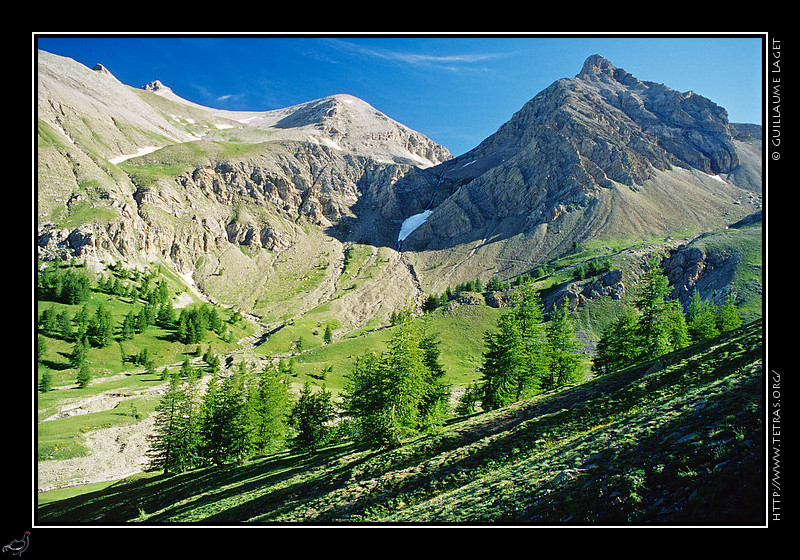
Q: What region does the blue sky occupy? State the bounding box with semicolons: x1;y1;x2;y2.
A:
36;34;764;157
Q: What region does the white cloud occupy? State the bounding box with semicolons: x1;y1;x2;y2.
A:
325;38;510;72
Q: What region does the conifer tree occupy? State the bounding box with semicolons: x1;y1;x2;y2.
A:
593;257;690;377
510;283;549;399
39;371;52;393
147;371;202;474
543;298;583;391
89;303;114;348
479;283;548;409
70;336;88;368
717;293;742;332
199;371;225;466
76;363;91;388
480;312;525;409
57;310;73;341
289;382;336;453
147;371;183;473
417;321;450;433
664;299;690;351
345;352;391;445
593;307;640;376
385;318;427;442
344;313;449;447
632;256;674;359
200;365;255;465
121;311;136;340
73;305;90;340
686;289;719;343
157;301;175;327
175;374;204;470
252;362;291;453
40;305;57;333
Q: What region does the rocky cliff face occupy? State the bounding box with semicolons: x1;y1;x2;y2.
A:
399;55;761;293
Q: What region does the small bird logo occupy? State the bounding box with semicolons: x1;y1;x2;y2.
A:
2;532;29;556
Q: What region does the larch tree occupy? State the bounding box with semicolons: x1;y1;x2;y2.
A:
344;313;450;447
147;371;183;474
480;283;548;409
687;289;720;343
632;256;675;360
147;371;203;474
543;298;583;391
252;362;291;453
289;382;336;453
717;293;742;332
593;307;640;376
479;312;526;410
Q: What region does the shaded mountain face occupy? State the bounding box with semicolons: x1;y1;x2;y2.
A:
397;55;761;292
36;50;761;328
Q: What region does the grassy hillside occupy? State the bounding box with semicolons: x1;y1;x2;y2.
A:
37;319;764;525
35;262;256;466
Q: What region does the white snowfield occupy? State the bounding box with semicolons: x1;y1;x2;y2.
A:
109;146;161;164
398;210;433;243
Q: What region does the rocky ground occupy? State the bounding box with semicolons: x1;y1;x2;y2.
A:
37;414;157;492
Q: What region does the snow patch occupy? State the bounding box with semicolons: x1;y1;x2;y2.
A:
308;135;343;151
322;137;343;151
708;173;728;184
405;151;435;169
398;210;433;243
109;146;160;164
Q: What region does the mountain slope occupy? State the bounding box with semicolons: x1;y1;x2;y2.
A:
399;55;761;293
36;320;763;524
36;49;451;331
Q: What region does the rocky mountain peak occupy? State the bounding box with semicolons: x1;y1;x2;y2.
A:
576;54;643;89
91;63;112;76
578;54;616;76
142;80;171;94
399;54;760;275
270;93;378;130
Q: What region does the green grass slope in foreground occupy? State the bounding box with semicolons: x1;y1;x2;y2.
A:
37;320;764;525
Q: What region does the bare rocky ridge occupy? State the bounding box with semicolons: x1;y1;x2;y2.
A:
141;79;451;169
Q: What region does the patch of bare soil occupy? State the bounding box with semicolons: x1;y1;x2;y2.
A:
38;382;169;493
37;415;157;493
